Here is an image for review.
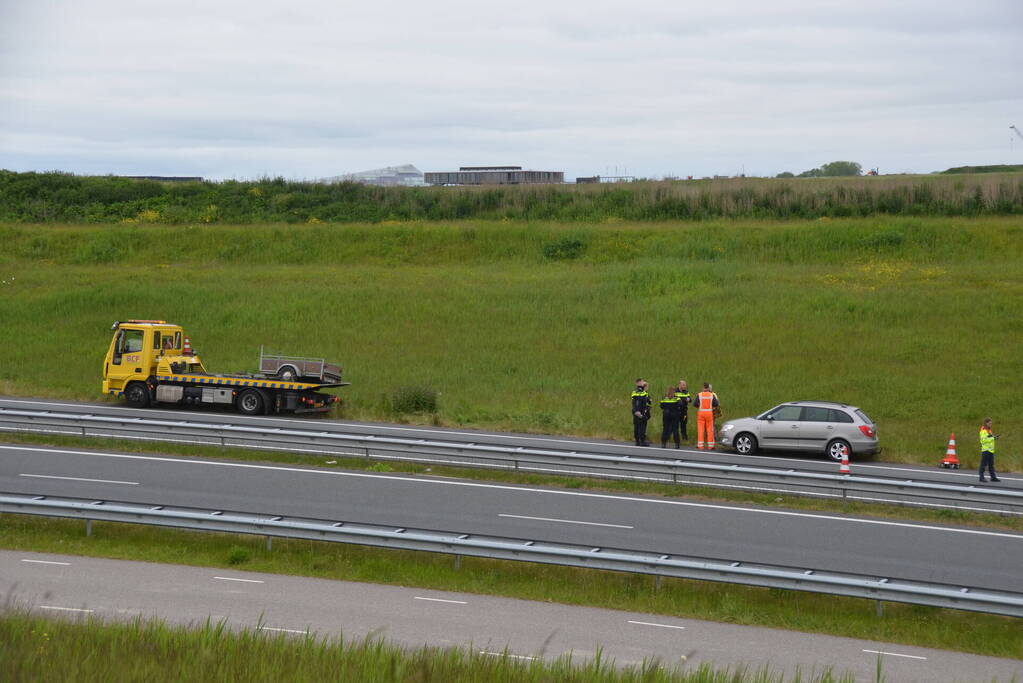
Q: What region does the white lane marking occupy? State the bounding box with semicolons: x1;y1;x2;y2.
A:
499;513;633;529
40;605;94;613
213;576;264;584
480;651;536;660
259;626;308;634
414;597;467;604
19;473;139;485
21;559;71;566
5;444;1022;541
863;649;927;660
628;620;686;630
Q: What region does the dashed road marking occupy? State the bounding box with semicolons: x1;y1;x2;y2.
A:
19;473;139;485
213;576;264;584
628;620;686;630
259;626;308;634
863;649;927;660
480;651;536;660
499;513;633;529
40;605;94;613
414;596;467;605
21;559;71;566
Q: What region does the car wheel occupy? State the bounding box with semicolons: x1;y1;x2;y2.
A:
734;432;758;455
237;389;264;416
124;382;150;408
827;439;851;462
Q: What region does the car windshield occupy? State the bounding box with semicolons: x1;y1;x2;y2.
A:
855;409;874;425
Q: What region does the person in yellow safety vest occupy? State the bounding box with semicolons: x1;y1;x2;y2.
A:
675;380;691;441
659;387;683;449
631;379;652;446
979;417;1000;482
692;382;719;450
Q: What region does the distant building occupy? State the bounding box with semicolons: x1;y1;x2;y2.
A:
575;175;636;184
319;164;424;187
424;166;564;186
121;176;203;182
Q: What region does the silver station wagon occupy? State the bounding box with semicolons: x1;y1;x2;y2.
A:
718;401;879;460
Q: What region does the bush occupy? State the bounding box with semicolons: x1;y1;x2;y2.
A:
388;386;438;414
226;546;250;565
542;238;586;260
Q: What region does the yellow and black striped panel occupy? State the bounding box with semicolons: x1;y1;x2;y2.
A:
156;375;328;391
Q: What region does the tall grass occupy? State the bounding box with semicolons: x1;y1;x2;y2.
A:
1;608;866;683
1;169;1021;223
0;218;1020;466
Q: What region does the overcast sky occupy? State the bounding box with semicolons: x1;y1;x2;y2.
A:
2;1;1021;180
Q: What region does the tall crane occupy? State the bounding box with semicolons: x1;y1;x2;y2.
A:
1012;125;1023;141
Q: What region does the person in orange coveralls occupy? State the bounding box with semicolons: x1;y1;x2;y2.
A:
692;382;719;450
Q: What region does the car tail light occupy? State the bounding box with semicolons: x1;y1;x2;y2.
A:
859;425;876;438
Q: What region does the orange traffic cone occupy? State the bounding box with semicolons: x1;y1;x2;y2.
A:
182;336;193;356
839;445;851;475
940;433;960;469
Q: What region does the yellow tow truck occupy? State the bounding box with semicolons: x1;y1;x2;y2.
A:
102;320;347;415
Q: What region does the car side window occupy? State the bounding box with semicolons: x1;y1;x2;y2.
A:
829;409;854;423
769;406;802;421
803;407;831;422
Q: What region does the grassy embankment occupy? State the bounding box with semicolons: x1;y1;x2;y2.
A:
1;217;1021;467
3;515;1022;660
1;608;871;683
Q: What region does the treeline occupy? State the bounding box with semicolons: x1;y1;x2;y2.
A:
1;169;1021;223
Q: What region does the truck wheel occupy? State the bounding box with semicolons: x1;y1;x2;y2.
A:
237;389;264;415
277;366;299;382
124;382;150;408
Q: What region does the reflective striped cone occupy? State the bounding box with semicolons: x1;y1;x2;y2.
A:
183;337;193;356
839;446;851;475
940;433;960;469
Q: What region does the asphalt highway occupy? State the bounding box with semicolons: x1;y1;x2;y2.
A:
2;442;1021;591
3;551;1020;682
2;396;1019;493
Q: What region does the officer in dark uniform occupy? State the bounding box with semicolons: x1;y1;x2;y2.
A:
659;387;682;448
631;379;652;446
675;380;691;441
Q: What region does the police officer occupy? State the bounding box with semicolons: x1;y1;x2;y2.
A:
659;387;682;448
979;417;1000;482
675;380;691;441
631;379;652;446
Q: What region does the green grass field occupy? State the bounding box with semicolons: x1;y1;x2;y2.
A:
1;217;1021;467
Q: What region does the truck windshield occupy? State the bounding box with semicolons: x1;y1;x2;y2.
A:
121;330;144;353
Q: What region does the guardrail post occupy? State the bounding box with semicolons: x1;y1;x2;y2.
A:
454;554;461;570
655;575;662;592
266;536;272;551
86;519;93;537
876;600;884;617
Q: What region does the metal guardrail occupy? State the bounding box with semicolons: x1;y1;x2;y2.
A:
2;407;1021;514
2;492;1021;618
